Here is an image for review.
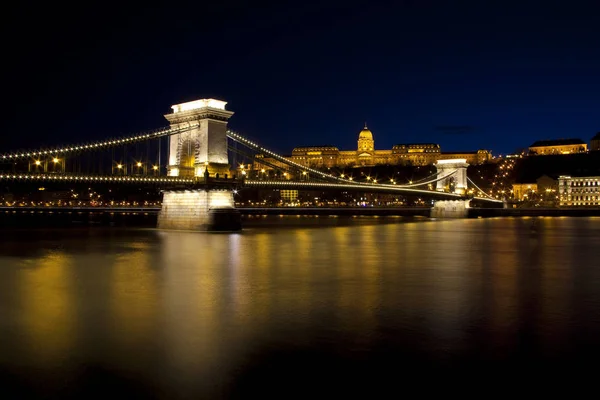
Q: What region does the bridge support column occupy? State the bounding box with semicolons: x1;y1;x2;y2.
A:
158;189;241;231
164;99;234;178
435;159;469;194
431;199;471;218
158;98;242;231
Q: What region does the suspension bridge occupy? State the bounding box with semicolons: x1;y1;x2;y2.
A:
0;98;502;230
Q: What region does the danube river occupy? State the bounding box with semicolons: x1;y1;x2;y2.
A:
1;216;600;397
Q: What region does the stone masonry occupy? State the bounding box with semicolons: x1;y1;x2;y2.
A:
158;190;238;231
430;200;471;218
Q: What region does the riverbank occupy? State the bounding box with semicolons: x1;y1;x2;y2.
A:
1;207;600;228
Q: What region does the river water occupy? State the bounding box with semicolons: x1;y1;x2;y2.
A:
1;216;600;398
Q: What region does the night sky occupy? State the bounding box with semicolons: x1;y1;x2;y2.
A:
2;0;599;156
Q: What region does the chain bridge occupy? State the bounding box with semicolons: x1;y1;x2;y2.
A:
1;98;503;230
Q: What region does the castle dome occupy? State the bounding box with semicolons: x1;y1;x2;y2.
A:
358;124;373;140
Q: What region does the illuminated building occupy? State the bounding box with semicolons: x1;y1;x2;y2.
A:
280;190;298;202
591;132;600;152
439;150;493;165
512;182;536;201
559;175;600;206
529;139;587;155
392;143;440;166
254;125;491;171
512;175;557;201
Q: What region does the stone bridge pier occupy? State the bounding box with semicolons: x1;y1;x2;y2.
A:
157;99;241;231
430;199;471;218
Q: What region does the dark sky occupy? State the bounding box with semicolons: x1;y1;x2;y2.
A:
2;0;599;155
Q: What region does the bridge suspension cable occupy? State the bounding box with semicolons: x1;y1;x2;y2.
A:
467;177;499;201
394;170;457;188
227;144;306;177
226;130;342;182
1;123;199;161
242;179;465;198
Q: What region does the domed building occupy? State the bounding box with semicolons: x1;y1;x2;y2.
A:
255;124;491;172
357;125;374;152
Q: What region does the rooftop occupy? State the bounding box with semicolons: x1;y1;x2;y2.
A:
170;98;227;113
393;143;439;148
592;132;600;140
530;138;586;147
292;146;339;152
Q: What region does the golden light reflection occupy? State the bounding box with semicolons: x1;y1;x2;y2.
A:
160;232;228;374
334;224;379;350
232;231;275;330
109;242;159;347
534;218;574;353
17;251;76;363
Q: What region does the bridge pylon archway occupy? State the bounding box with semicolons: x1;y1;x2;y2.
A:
164;99;234;178
434;159;469;195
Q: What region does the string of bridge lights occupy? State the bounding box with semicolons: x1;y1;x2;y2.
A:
0;124;199;161
243;180;465;197
0;174;194;184
227;130;341;182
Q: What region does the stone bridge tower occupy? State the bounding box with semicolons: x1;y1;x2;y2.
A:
431;159;471;218
434;159;469;195
164;98;234;178
158;98;241;231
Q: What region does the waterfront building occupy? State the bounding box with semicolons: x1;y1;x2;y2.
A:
559;175;600;206
591;132;600;152
512;175;557;201
280;190;299;202
253;125;491;171
529;139;587;155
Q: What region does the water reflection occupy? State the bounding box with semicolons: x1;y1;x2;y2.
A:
1;217;600;397
17;251;76;364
